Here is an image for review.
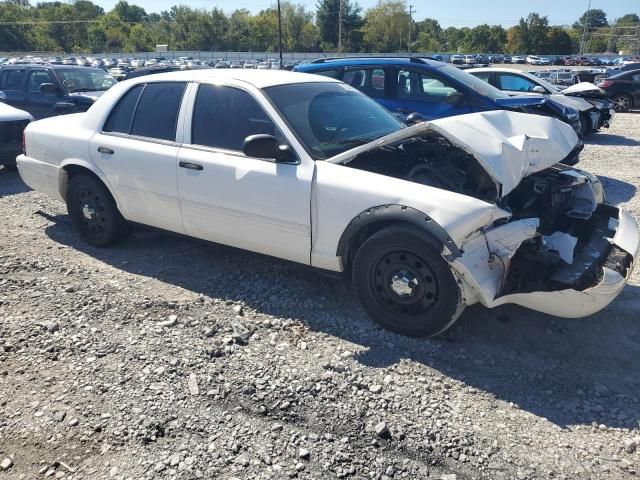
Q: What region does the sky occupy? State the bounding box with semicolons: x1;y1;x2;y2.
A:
94;0;638;26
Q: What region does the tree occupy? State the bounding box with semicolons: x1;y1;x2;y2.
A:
573;9;608;29
615;14;639;25
361;1;409;52
415;18;443;52
545;26;572;54
517;12;549;54
316;0;362;50
124;23;153;51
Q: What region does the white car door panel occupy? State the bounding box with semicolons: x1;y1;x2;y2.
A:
177;147;313;264
89;133;182;232
88;81;187;233
176;82;314;264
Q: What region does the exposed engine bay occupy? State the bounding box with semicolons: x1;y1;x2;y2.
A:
345;131;499;203
344;131;632;297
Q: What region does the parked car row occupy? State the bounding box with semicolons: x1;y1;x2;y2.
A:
467;67;615;135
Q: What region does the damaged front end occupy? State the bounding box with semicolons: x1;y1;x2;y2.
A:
330;110;638;318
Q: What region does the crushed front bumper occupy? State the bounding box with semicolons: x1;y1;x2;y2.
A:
491;205;638;317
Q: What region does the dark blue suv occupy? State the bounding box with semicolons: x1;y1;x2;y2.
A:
0;64;117;119
295;57;581;133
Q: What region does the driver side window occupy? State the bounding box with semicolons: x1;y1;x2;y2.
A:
496;74;537;92
27;70;53;93
397;69;460;103
191;84;283;151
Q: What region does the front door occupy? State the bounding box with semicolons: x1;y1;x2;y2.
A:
176;83;313;265
24;69;59;119
393;68;472;120
89;81;187;233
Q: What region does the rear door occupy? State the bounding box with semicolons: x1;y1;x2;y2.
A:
88;81;187;232
0;68;27;111
391;67;472;120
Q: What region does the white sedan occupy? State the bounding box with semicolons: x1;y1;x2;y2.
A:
16;70;639;337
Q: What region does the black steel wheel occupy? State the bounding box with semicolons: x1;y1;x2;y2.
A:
352;225;462;337
67;174;130;247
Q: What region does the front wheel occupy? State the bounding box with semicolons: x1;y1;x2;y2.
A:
612;93;632;113
66;174;131;247
352;225;462;337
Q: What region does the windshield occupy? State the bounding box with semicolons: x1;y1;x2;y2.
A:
55;68;116;92
438;64;506;100
264;82;403;160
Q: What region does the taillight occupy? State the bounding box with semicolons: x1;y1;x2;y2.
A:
598;80;613;88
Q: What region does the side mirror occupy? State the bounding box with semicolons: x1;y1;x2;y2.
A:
242;134;294;163
446;91;465;105
405;112;425;125
532;85;546;94
0;91;6;102
40;83;59;94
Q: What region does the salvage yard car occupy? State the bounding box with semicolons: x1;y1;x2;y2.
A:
467;67;615;135
0;100;32;170
16;70;639;337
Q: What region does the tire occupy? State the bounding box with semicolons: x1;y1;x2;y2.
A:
352;225;462;337
66;174;131;247
579;112;592;137
612;93;632;113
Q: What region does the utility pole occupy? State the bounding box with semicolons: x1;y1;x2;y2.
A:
408;5;414;53
338;0;343;53
277;0;283;68
607;23;615;54
579;0;592;55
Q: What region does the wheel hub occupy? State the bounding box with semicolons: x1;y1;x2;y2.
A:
390;270;418;297
82;203;96;220
372;251;438;315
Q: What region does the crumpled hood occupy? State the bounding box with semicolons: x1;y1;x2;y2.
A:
561;82;606;97
67;91;106;101
327;110;579;196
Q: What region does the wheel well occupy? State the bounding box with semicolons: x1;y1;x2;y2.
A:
337;205;462;272
60;165;104;202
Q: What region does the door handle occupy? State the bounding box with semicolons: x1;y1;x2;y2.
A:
179;161;204;171
97;146;114;154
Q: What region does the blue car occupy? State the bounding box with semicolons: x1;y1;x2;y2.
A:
295;57;581;135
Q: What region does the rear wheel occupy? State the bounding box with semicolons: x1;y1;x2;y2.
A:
66;174;131;247
612;93;632;113
352;225;462;337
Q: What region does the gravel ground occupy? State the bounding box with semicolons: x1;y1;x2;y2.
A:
1;114;639;480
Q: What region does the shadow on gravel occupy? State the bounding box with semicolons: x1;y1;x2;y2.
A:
43;215;640;430
598;176;637;203
0;168;30;197
585;134;640;146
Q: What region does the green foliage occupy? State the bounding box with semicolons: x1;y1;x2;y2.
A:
316;0;362;51
573;9;608;30
0;0;635;55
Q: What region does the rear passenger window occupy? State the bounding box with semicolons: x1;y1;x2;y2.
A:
103;84;144;134
192;84;279;151
342;68;385;98
1;70;24;90
131;82;186;141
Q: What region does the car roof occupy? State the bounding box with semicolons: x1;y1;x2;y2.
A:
0;64;94;69
123;69;340;89
298;57;445;69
